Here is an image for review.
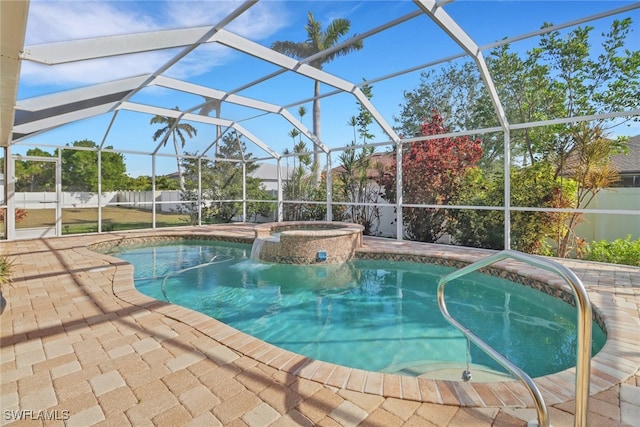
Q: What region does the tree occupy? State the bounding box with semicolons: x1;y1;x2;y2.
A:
59;140;128;192
451;162;573;255
395;18;639;256
394;62;500;171
14;148;55;192
486;44;564;167
272;11;363;183
283;139;315;221
552;125;621;257
150;107;198;191
14;142;128;193
378;112;482;242
531;20;638;256
281;135;340;221
125;175;179;191
337;82;382;235
181;132;272;224
286;128;299;176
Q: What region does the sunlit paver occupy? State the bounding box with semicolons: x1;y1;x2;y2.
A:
1;224;638;426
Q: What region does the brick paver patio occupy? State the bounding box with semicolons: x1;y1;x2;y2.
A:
1;225;638;426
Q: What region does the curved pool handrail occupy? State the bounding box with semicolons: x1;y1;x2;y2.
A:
437;249;592;427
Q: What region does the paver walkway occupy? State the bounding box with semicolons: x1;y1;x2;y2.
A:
1;225;638;426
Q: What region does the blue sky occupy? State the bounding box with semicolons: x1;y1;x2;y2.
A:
15;0;640;177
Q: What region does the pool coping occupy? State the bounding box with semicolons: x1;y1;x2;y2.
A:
89;229;640;409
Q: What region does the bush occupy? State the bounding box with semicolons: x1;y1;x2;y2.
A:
0;253;14;291
585;236;640;267
0;208;28;223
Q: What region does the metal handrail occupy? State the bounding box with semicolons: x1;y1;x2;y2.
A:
437;249;592;427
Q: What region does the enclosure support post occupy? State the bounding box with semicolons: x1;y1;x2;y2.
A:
198;159;203;226
152;156;157;229
242;162;247;223
504;131;511;250
97;151;102;233
326;152;332;222
6;146;15;241
55;151;62;237
395;140;403;241
276;157;283;222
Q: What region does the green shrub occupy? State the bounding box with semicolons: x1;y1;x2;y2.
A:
585;235;640;267
0;254;14;291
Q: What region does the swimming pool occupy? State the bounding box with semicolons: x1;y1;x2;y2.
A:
108;240;606;379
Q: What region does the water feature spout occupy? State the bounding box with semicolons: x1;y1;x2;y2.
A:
250;237;266;260
251;221;364;265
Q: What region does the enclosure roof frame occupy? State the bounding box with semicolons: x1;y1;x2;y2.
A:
5;0;639;161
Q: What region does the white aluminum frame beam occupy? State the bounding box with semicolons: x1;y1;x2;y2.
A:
153;76;322;152
413;0;509;131
21;27;216;65
42;19;401;148
414;0;512;248
214;29;401;142
14;1;636;148
12;103;119;135
12;75;147;140
264;3;640;119
96;1;257;152
11;74;285;159
119;102;279;159
20;0;259;65
15;75;148;112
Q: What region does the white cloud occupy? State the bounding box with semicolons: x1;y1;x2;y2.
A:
165;44;236;81
165;1;289;39
21;0;290;89
25;0;159;44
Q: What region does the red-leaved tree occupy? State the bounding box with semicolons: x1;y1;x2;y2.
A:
378;111;482;242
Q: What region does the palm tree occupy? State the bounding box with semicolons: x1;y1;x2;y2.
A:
272;11;363;183
150;107;198;191
347;115;358;144
297;105;307;143
283;147;291;184
286;129;299;175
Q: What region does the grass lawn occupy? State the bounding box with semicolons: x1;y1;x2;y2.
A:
17;207;192;234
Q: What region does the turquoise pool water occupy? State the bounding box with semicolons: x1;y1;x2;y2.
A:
108;240;606;378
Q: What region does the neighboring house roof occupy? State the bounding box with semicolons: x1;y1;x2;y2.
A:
165;163;291;182
332;152;394;180
332;135;640;181
248;163;291;193
611;134;640;174
248;163;291;181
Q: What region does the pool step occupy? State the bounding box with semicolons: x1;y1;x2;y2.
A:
381;361;514;382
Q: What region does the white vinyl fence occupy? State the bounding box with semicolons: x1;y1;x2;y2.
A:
11;188;639;242
14;190;184;213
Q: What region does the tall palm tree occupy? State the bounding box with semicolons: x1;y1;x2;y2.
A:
150;106;198;191
272;11;363;183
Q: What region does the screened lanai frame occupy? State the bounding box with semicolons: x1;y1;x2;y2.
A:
1;0;639;245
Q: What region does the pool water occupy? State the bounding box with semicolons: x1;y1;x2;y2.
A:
109;241;606;378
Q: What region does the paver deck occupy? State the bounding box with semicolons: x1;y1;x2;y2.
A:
1;224;639;426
